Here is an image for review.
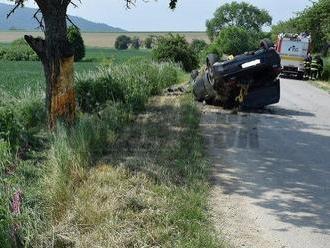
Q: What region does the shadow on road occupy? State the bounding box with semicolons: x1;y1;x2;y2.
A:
202;105;330;234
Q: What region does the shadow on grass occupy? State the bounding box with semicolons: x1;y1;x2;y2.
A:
102;98;205;186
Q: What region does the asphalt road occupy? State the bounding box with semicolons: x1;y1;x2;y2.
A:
201;78;330;248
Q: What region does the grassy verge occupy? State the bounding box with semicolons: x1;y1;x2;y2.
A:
1;60;195;247
44;94;221;247
307;57;330;91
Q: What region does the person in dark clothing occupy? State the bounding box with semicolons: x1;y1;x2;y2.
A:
304;53;312;79
315;55;324;79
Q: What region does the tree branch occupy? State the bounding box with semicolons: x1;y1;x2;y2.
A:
24;35;46;59
6;0;24;19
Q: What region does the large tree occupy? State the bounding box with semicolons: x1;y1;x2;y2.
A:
206;1;272;41
7;0;178;128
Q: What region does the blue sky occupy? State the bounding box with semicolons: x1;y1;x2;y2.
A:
1;0;312;31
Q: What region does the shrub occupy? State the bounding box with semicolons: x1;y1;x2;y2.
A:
16;95;46;131
75;61;179;113
115;35;131;50
75;69;125;113
215;26;258;55
144;36;154;49
67;26;86;62
0;139;12;172
0;105;22;150
153;34;199;72
190;39;208;54
0;38;39;61
131;37;141;49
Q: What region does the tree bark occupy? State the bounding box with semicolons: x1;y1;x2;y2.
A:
25;3;76;129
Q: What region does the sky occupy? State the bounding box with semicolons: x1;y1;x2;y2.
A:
0;0;312;31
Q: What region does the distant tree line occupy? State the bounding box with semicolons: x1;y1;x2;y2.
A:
115;35;156;50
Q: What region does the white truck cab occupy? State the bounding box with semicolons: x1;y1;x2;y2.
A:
276;33;311;79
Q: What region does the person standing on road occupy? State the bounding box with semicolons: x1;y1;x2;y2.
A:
304;53;312;79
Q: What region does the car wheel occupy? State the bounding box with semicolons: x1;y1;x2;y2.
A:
206;54;219;85
193;74;207;102
297;71;304;80
260;39;274;50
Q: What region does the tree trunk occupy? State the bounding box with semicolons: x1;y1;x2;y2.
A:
25;5;76;129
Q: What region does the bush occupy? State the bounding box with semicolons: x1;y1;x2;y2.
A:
0;105;22;150
215;26;258;55
144;36;154;49
190;39;208;55
0;89;46;154
0;38;39;61
67;26;86;62
0;139;12;172
75;61;179;113
75;70;124;113
153;34;199;72
131;37;141;49
115;35;131;50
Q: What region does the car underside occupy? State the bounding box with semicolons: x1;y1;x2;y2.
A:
192;39;281;109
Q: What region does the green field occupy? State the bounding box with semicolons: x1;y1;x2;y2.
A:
0;47;151;96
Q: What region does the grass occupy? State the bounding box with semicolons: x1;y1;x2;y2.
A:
0;43;222;247
41;95;221;247
309;57;330;91
84;47;152;63
0;47;151;96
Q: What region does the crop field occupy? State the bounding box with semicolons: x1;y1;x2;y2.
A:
0;31;209;47
0;46;151;96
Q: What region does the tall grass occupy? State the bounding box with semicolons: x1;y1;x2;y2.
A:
75;60;178;112
0;60;181;246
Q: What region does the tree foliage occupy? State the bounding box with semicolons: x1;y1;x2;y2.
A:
206;1;272;41
67;26;85;62
190;39;208;54
215;26;258;55
115;35;131;50
131;36;141;49
144;36;154;49
153;34;199;72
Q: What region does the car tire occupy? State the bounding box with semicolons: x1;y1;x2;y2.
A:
297;71;304;80
193;74;207;102
260;39;274;50
206;54;220;67
206;54;219;85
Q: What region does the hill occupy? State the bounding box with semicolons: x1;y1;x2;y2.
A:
0;3;125;32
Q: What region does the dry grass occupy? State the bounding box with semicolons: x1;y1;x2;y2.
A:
0;31;209;48
46;95;221;248
310;80;330;92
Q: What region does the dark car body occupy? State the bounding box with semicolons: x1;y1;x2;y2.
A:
193;41;281;109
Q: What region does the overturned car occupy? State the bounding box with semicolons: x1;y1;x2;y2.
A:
192;39;281;109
